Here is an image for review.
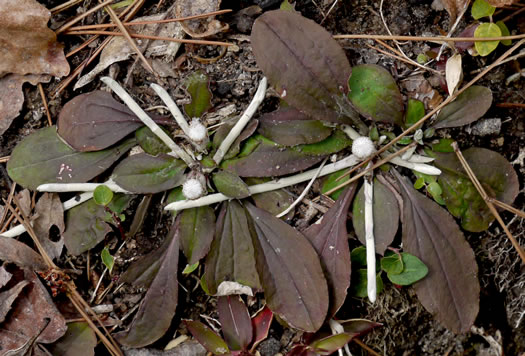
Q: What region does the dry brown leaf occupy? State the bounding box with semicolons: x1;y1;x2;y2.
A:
440;0;470;25
0;235;48;271
0;0;69;78
15;189;32;217
0;267;12;289
0;280;29;323
0;269;67;352
175;0;228;38
486;0;517;7
33;193;65;260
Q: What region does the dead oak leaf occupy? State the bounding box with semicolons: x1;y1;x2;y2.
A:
33;193;65;261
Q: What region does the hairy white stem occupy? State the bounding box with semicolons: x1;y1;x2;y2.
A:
149;83;190;133
275;157;327;218
213;77;267;164
166;154;361;211
328;319;352;356
0;192;93;238
388;156;442;175
37;180;130;193
101;77;195;166
341;124;361;140
364;174;377;303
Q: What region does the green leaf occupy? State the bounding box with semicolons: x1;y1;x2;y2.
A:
352;179;400;255
48;322;97;356
431;138;455;152
433;86;493;129
7;127;135;190
183;261;199;274
184;71;212;118
496;21;511;45
386;253;428;285
427;181;445;205
471;0;495;20
413;177;425;190
135;126;170;155
93;185;113;206
251;10;361;127
184;320;230;355
212;170;250;199
112;153;186;193
321;169;350;200
179;206;216;264
348;64;404;126
212;118;259;160
380;252;404;275
435;147;519;232
309;333;353;355
101;247;114;273
63;195;132;256
474;23;501;56
350;269;383;298
350;246;367;268
404;99;425;128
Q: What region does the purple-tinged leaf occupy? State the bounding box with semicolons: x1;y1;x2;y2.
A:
433;86;492;128
184;71;212;118
7;126;136;190
63;194;132;256
217;296;253;351
251;10;359;126
213;118;259;160
352;179;399;255
347;64;404;126
57;91;173;152
286;346;316;356
394;170;480;333
48;322;97;356
203;202;261;295
434;147;519;232
309;333;353;355
338;318;382;338
212;170;251;199
115;221;180;347
0;236;47;271
303;184;357;317
222;132;350;177
112;153;186;194
179;206;216;264
251;306;273;350
184;320;230;355
251;185;295;221
456;24;479;51
258;108;332;146
245;203;329;332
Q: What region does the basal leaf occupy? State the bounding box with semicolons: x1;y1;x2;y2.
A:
203;201;261;295
63;194;132;256
7;126;135;190
258;108;332;146
348;64;404;126
115;221;180;347
179;206;216;264
474;23;501;56
112;153;186;194
135;126;170;156
251;10;359;126
57;91;171;152
49;322;97;356
404;98;425;129
217;296;253;351
222;132;350;177
434;147;519;232
251;306;273;349
248;178;295;221
352;179;399;255
394;171;480;333
184;71;212;118
338;318;382;338
212;170;250;199
245;203;329;332
386;252;428;286
309;333;353;355
433;86;492;129
321;169;350;200
184;320;230;355
213;118;259;160
303;184;357;317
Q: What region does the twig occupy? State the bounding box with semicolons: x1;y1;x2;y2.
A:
213;77;267;164
488;199;525;219
0;156;9;163
496;102;525;108
276;157;328;218
64;30;233;47
0;183;16;232
333;34;525;42
368;41;441;74
37;84;53;126
55;0;115;34
104;3;155;74
165;154;362;211
451;142;525;264
101;77;196;166
50;0;83;14
352;338;382;356
436;0;470;61
66;9;232;31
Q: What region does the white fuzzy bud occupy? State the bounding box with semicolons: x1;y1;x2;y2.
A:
182;178;205;200
187;118;207;143
352;136;376;159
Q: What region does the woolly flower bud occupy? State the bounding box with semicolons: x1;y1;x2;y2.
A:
187;118;207;143
182;178;205;200
352;136;375;159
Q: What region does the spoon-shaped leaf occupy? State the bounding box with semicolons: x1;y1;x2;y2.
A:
212;170;251;199
184;71;212;118
217;295;253;351
433;86;492;129
179;206;215;264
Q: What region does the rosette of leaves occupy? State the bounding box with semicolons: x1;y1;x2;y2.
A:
249;8;519;334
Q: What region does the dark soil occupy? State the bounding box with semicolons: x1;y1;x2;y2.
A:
1;0;524;355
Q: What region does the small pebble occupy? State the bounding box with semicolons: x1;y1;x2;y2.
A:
470;118;501;136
